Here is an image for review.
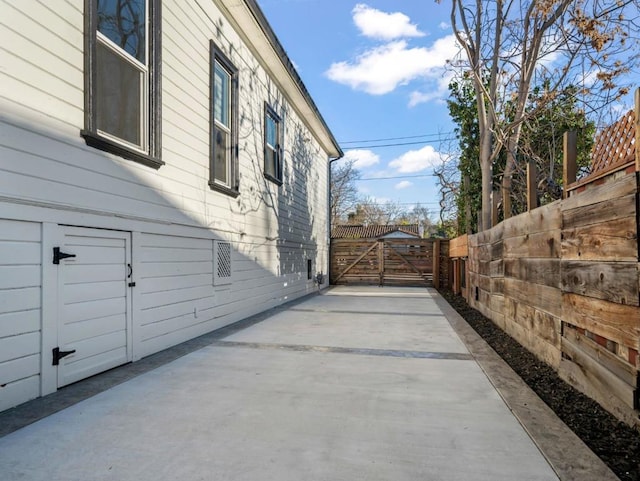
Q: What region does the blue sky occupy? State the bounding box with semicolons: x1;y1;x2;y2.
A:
258;0;458;219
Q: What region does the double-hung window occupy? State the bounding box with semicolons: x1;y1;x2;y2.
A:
264;103;283;184
210;41;239;196
82;0;162;168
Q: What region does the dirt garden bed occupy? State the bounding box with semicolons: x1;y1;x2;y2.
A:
439;290;640;481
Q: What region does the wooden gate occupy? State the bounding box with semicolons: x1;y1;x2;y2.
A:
330;238;441;287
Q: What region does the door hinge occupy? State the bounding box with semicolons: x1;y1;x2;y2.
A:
52;347;76;366
53;247;76;264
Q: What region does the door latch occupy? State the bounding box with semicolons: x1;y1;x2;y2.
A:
52;347;76;365
53;247;76;264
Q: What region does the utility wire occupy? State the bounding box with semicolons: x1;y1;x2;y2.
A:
342;137;457;150
356;201;440;206
340;132;455;144
359;174;435;180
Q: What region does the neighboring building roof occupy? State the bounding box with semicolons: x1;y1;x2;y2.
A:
331;224;421;239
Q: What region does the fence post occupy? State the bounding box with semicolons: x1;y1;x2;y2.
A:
491;190;500;227
563;131;577;198
453;259;461;294
433;239;441;289
635;87;639;172
377;240;384;286
527;158;538;211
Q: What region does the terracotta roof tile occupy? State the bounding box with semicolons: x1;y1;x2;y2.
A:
331;224;421;239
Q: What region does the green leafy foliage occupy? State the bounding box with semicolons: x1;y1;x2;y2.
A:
448;78;595;233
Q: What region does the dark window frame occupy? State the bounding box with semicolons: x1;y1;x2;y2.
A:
81;0;163;169
209;40;240;198
263;102;283;185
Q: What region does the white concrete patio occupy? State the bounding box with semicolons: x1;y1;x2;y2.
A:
0;287;582;480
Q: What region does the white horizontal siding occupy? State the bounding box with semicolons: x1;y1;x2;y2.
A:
0;265;40;290
0;144;176;213
1;0;330;251
0;219;42;411
137;234;216;357
0;42;82;108
135;231;320;359
0;376;40;413
0;355;39;389
0;310;40;339
0;331;40;365
0;1;83;124
1;0;331;408
162;0;331;252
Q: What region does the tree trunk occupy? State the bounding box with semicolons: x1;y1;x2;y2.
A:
502;152;513;219
502;129;521;219
479;123;493;231
480;159;492;231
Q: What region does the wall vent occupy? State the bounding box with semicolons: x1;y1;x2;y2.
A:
214;241;232;285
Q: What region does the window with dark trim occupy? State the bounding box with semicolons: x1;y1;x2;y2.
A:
82;0;163;169
209;41;239;197
264;103;282;184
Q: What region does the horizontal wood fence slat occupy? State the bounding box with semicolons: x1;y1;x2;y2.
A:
457;172;640;426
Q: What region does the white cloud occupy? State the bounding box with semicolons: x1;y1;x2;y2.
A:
395;180;413;189
408;68;455;107
439;21;449;30
389;145;441;173
342;149;380;169
408;38;458;107
352;4;425;40
408;90;441;107
326;35;458;95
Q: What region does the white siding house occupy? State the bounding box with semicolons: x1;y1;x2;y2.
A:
0;0;342;412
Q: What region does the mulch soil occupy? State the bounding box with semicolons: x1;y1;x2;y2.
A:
439;289;640;481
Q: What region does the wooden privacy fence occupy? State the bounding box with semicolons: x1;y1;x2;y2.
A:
449;234;469;298
330;238;449;288
452;89;640;426
459;172;639;426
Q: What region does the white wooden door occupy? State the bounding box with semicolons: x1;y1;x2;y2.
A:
55;227;132;387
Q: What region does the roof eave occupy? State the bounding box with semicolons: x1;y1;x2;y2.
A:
219;0;343;159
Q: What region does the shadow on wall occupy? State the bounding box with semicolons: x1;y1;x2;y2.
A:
231;63;321;285
0;98;326;409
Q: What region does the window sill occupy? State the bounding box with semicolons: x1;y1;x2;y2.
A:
209;181;240;198
81;131;164;169
263;173;283;186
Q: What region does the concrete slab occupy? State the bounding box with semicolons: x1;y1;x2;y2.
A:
225;287;468;354
0;286;562;480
